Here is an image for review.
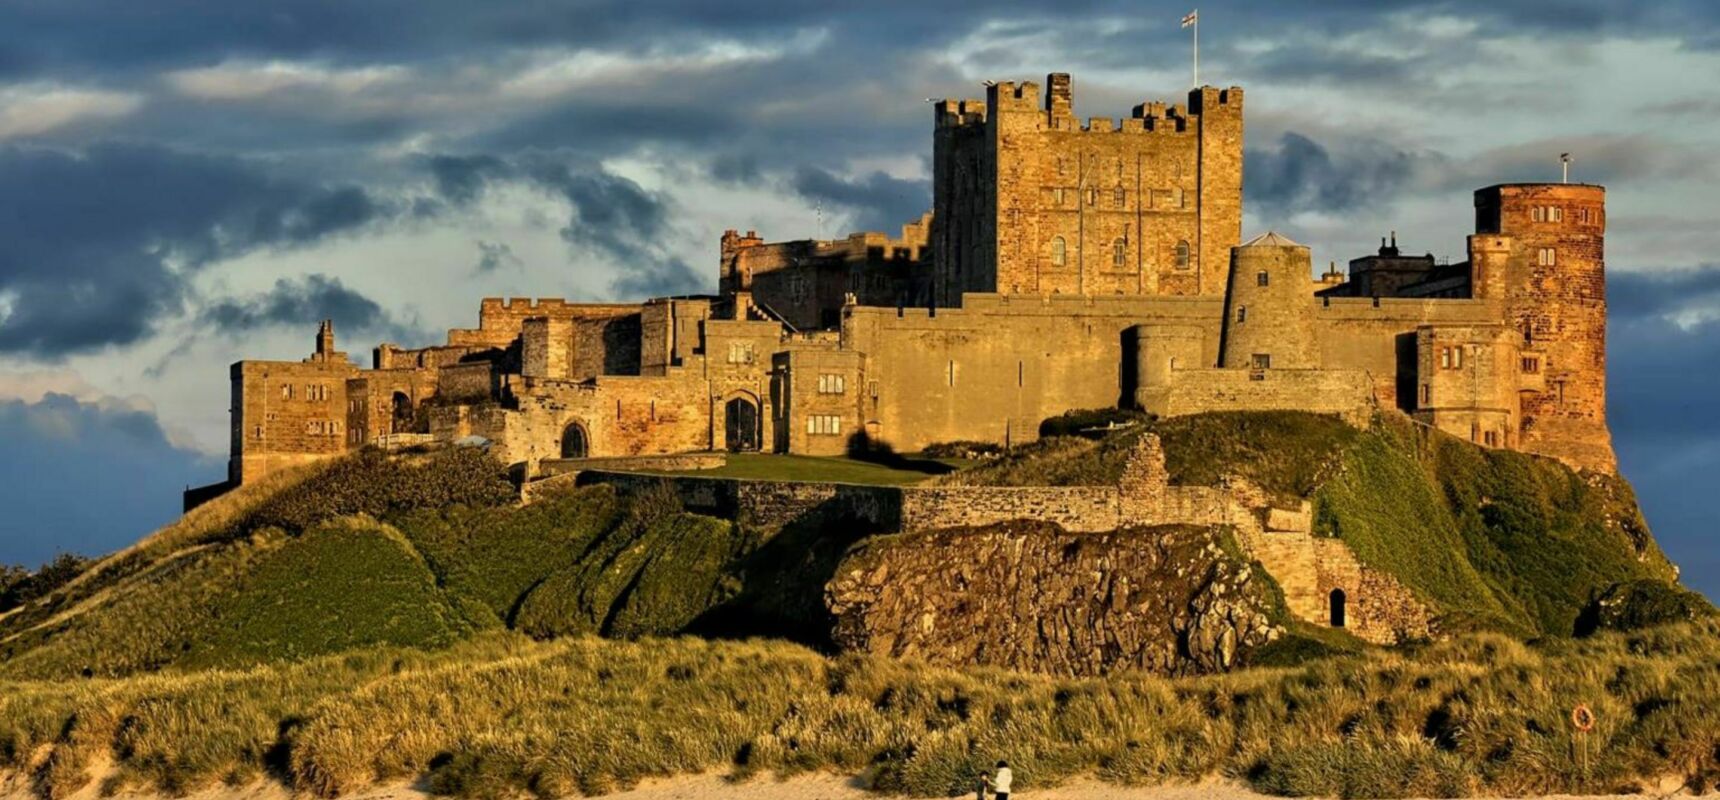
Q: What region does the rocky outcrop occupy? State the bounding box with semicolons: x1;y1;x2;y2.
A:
826;521;1283;677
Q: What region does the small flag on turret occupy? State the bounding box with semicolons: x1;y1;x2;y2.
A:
1182;10;1198;27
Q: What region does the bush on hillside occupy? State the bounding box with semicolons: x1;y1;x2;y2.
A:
0;554;92;613
1037;407;1148;439
1575;579;1716;636
919;440;1006;459
239;448;515;538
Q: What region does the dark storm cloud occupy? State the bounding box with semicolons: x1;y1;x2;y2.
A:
791;167;931;233
422;152;704;297
0;144;391;358
1609;267;1720;323
474;241;522;274
0;393;216;565
1606;294;1720;600
199;274;418;342
6;0;1720;79
1244;132;1430;216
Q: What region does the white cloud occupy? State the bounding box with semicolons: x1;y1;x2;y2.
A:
168;60;411;101
0;83;143;140
497;30;829;100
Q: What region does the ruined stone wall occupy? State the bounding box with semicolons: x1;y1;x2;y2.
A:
932;75;1242;306
844;293;1221;452
827;523;1283;676
899;486;1124;532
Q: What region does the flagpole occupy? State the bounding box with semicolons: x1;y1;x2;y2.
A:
1193;14;1199;88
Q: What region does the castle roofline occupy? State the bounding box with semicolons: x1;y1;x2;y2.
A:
1476;182;1605;191
1239;231;1305;248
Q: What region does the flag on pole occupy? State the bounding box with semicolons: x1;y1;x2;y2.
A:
1182;10;1198;27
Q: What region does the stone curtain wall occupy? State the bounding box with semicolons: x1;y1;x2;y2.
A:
1150;368;1375;427
899;487;1124;532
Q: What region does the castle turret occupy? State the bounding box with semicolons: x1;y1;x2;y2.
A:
1221;232;1316;370
1474;183;1613;472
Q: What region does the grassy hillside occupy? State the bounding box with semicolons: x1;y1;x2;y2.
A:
0;450;768;680
4;623;1719;799
944;410;1688;637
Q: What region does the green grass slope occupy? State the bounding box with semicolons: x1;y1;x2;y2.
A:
943;409;1692;637
0;451;776;680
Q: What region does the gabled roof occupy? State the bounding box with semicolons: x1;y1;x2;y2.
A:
1240;231;1305;248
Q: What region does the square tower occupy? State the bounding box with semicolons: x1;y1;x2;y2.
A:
931;74;1243;306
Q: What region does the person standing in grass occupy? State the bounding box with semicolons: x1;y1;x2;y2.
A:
983;760;1012;800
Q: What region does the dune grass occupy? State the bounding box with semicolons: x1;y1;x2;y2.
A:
3;621;1717;799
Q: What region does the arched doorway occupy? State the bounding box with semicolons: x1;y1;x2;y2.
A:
560;421;589;459
1330;589;1348;628
391;392;414;434
725;397;759;452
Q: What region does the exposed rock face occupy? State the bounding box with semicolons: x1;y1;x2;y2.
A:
826;521;1283;677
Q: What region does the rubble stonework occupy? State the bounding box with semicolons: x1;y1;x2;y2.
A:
825;522;1282;676
209;74;1618;496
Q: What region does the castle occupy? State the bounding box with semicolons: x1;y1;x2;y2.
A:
203;73;1614;501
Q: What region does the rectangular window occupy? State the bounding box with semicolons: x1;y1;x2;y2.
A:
1453;347;1464;369
1440;347;1451;369
281;384;292;400
1537;248;1557;266
806;415;842;435
817;374;845;394
727;342;755;364
1251;353;1271;370
1236;306;1247;323
1532;206;1545;222
1551;207;1564;222
1256;271;1270;287
1522;357;1540;374
1422;384;1432;405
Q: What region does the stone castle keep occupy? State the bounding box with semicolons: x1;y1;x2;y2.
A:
213;73;1615;493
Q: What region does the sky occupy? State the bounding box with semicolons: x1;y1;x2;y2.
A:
0;1;1714;600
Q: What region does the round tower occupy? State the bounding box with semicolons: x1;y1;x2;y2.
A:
1474;183;1613;472
1220;232;1316;370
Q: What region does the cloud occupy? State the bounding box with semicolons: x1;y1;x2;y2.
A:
168;60;410;101
0;144;393;358
0;82;141;139
0;391;218;565
425;152;705;297
198;274;422;343
790;167;931;234
474;240;522;273
1244;132;1434;217
1609;266;1720;327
